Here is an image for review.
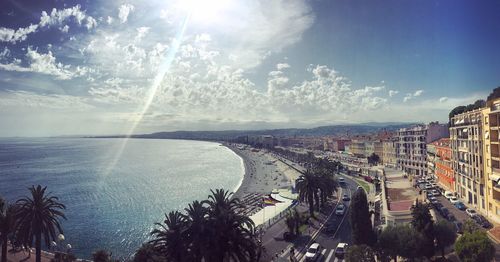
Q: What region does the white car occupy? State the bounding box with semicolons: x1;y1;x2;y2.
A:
449;196;459;204
425;184;433;190
335;243;348;258
466;208;477;217
432;189;441;196
305;243;321;261
444;191;454;200
335;204;346;216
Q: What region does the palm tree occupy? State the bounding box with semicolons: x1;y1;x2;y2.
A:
296;170;319;217
318;171;338;207
150;211;187;262
0;199;18;262
15;185;66;262
205;189;257;262
183;200;209;261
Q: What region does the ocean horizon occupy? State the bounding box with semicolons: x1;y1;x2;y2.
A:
0;138;244;259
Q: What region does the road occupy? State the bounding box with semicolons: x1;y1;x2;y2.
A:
296;176;358;262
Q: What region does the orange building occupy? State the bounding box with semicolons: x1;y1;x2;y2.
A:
433;138;454;191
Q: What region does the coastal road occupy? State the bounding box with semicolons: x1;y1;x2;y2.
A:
297;177;358;262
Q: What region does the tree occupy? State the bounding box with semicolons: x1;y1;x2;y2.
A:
296;170;319;217
463;218;480;234
350;189;376;247
410;200;434;259
345;244;375;262
455;231;495;262
367;153;380;165
150;211;187;262
183;201;209;261
376;225;399;261
317;170;338;207
376;224;424;262
205;189;257;262
15;185;66;262
434;220;457;259
0;199;17;262
133;244;166;262
92;250;118;262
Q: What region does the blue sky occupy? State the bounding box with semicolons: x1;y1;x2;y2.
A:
0;0;498;136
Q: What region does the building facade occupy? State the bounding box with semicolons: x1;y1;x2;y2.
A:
434;138;454;191
383;139;397;167
396;122;449;176
427;143;436;180
450;109;486;213
482;91;500;223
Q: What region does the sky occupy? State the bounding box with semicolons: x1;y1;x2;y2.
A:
0;0;499;137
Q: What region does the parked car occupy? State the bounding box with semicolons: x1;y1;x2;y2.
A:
433;202;443;210
305;243;321;261
426;192;434;198
432;189;440;196
428;196;437;203
440;207;450;218
453;221;464;234
425;184;433;190
339;178;345;184
473;215;492;228
335;243;348;258
342;194;350;201
430;198;439;205
447;214;456;222
465;208;477;217
444;191;454;200
454;201;466;211
449;197;459;204
335;204;346;216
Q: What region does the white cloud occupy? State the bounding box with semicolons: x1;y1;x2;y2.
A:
414;89;424;96
276;63;290;70
403;89;425;102
118;4;135;23
60;25;69;33
0;24;39;43
106;16;114;24
439;97;448;103
389;90;399;97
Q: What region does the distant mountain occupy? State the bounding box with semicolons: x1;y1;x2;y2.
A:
92;122;416;141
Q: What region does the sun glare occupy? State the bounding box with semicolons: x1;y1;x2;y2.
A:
178;0;232;24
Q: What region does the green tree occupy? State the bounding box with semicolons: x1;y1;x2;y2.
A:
92;250;118;262
434;220;457;259
350;189;376;247
0;199;17;262
410;200;434;259
150;211;187;262
455;231;495;262
345;244;375;262
317;170;338;207
376;225;399;261
183;201;209;261
133;244;166;262
463;219;480;234
367;153;380;165
296;170;319;217
15;185;66;262
205;189;257;262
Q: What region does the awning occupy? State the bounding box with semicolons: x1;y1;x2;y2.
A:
463;128;468;132
490;174;500;183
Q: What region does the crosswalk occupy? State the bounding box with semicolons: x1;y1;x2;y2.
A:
295;248;344;262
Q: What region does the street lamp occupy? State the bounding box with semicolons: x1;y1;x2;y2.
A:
51;234;73;261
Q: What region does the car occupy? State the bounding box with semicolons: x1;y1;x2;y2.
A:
335;204;346;216
425;184;433;190
466;208;477;217
339;177;345;184
444;191;454;200
417;179;425;184
342;194;350;201
473;215;492;228
426;192;434;198
454;201;466;210
447;214;456;222
440;207;450;218
431;183;438;188
428;196;437;202
453;221;464;234
432;189;441;196
357;186;363;190
335;243;348;258
433;202;443;210
449;196;459;204
305;243;321;261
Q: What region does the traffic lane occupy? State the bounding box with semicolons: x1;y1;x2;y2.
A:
433;195;470;222
312;179;356;261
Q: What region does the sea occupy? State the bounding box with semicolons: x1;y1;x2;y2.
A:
0;138;244;259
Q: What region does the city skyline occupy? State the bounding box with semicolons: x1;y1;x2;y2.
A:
0;0;499;136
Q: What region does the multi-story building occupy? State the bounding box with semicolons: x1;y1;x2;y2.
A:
427;143;436;180
450;109;486;213
365;141;375;156
374;140;384;162
396;122;449;176
434;138;454;192
350;140;367;157
383;138;397;167
482;89;500;223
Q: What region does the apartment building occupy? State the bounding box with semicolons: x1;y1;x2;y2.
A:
350;140;367;157
450;109;486;213
396;122;449;176
427;143;436;180
434;138;454;192
383;138;397;167
482;89;500;223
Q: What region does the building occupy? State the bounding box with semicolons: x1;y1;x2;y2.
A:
427;142;436;180
434;138;454;191
450;109;486;213
482;89;500;223
374;140;384;162
396;122;449;176
350;140;367;157
383;138;397;167
323;138;350;152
